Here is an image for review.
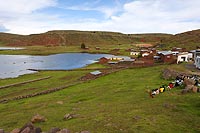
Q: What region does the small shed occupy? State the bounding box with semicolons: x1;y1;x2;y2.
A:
99;57;109;64
95;47;100;50
90;70;102;75
158;51;174;63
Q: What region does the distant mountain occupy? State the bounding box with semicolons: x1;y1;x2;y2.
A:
0;30;171;47
0;29;199;50
160;29;200;50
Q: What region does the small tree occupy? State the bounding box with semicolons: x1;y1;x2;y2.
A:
81;43;86;49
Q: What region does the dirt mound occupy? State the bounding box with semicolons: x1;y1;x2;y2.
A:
162;68;182;79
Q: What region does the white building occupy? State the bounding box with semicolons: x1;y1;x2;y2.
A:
142;52;150;57
130;51;140;56
194;49;200;69
177;52;192;64
195;56;200;69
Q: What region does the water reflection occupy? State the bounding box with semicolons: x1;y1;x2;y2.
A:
0;47;24;50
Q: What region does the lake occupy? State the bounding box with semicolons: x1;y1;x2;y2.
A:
0;53;113;79
0;47;24;50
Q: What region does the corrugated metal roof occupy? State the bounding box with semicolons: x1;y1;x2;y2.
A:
157;51;172;55
90;70;102;75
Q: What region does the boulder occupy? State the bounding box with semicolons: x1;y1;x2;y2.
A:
0;129;4;133
56;101;63;105
192;86;198;93
57;129;70;133
20;122;34;133
21;127;31;133
31;114;46;123
80;131;90;133
162;69;180;80
63;114;74;121
184;78;195;85
34;127;42;133
181;89;190;94
10;128;20;133
133;115;141;121
48;127;60;133
185;85;194;90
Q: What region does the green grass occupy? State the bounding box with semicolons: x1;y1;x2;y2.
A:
0;70;88;100
0;44;137;56
0;65;199;132
81;63;109;69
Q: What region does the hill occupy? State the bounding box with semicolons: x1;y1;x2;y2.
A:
160;29;200;50
1;29;200;50
0;30;171;47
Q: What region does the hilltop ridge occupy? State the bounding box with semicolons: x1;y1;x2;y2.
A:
0;29;200;50
0;30;171;47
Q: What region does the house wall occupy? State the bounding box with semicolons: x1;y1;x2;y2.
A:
195;56;200;69
142;52;149;57
177;54;188;64
160;54;174;63
130;52;139;56
99;57;109;64
194;49;200;68
194;49;200;60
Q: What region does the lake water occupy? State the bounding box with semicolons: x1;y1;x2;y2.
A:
0;47;24;50
0;53;113;79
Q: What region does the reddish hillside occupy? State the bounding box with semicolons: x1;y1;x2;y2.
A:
161;29;200;49
0;30;172;46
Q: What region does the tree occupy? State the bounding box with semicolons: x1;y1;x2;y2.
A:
81;43;86;49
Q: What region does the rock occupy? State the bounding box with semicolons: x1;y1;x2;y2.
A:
192;86;198;93
56;101;63;105
57;129;71;133
48;127;60;133
162;69;180;80
181;89;190;94
185;85;194;90
0;129;4;133
10;128;20;133
163;103;176;109
80;131;90;133
20;122;34;133
133;115;141;121
184;78;195;85
34;127;42;133
21;127;31;133
31;114;46;123
63;114;74;121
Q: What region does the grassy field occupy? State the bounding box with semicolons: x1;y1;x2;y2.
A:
0;44;139;56
0;64;199;132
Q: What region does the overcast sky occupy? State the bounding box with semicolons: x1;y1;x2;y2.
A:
0;0;200;35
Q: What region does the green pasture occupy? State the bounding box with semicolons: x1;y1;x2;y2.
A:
0;44;137;56
0;65;199;132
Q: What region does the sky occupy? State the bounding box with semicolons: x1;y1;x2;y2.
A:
0;0;200;35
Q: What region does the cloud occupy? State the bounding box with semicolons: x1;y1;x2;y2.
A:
0;0;57;34
59;0;122;19
0;24;9;32
104;0;200;34
0;0;57;14
1;0;200;35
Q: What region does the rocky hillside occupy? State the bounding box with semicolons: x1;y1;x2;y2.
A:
0;29;199;50
0;30;171;46
160;29;200;50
